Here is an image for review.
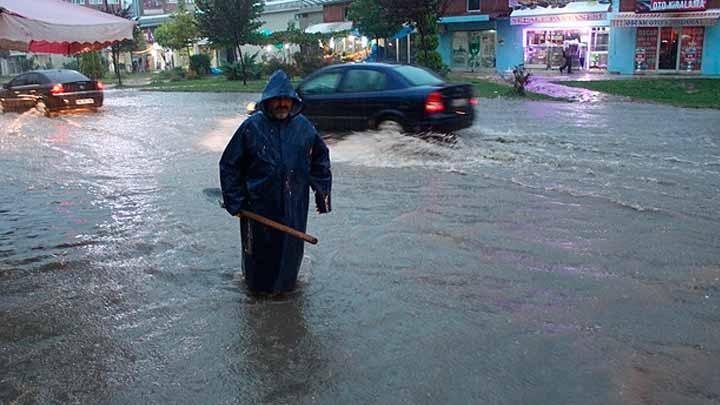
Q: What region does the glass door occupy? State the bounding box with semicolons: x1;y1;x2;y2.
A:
658;27;680;70
451;32;469;69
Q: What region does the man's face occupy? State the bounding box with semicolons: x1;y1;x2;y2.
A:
267;97;293;120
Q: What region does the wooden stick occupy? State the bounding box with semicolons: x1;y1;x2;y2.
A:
236;210;318;245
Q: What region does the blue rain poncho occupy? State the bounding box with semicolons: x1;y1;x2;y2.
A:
220;70;332;293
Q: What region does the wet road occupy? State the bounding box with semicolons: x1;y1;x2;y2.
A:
2;91;720;404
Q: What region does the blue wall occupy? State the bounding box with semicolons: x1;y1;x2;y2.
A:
702;24;720;75
495;18;524;72
608;27;636;75
439;31;453;67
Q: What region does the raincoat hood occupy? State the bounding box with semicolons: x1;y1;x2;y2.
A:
258;70;303;120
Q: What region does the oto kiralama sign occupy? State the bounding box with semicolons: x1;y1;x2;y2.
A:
636;0;706;12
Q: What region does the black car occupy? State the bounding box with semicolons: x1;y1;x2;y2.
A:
296;63;476;133
0;69;104;116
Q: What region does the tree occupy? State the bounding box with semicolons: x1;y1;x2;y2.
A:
378;0;450;73
102;2;145;87
194;0;264;85
347;0;403;60
80;51;104;80
154;0;198;61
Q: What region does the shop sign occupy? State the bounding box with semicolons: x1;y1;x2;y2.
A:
635;0;706;12
511;12;608;24
611;12;719;26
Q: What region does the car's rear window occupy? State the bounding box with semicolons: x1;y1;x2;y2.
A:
43;70;90;83
393;66;444;86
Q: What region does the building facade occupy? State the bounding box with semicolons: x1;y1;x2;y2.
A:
608;0;720;74
438;0;510;71
493;0;612;72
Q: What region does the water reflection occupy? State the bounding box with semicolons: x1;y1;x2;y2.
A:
231;293;324;403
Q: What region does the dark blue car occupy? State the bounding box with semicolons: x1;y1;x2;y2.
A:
295;63;477;134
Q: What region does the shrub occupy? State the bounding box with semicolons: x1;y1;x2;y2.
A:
412;34;447;75
63;60;80;71
79;52;104;80
510;64;531;96
222;62;243;81
262;57;297;78
415;50;448;76
189;54;211;75
223;51;261;81
155;67;186;82
293;52;330;78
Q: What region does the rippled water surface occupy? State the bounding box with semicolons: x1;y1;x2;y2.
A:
2;91;719;404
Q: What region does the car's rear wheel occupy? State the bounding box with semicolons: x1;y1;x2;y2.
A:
377;119;404;133
35;100;50;117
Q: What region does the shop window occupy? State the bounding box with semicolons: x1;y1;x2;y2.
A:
635;27;658;70
468;0;481;11
680;27;703;71
590;28;608;69
338;70;387;92
635;26;703;71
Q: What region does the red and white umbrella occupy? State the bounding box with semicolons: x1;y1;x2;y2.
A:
0;0;134;55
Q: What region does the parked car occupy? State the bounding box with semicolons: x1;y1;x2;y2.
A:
0;69;104;116
295;63;476;134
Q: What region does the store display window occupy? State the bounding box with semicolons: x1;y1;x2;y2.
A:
634;26;704;71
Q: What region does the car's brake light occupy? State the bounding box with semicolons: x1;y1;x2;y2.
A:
96;81;104;90
469;97;478;105
425;91;444;114
51;83;64;95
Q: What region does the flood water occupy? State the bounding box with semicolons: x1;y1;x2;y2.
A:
2;90;719;404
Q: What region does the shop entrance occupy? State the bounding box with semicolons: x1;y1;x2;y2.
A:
658;27;680;70
523;27;608;71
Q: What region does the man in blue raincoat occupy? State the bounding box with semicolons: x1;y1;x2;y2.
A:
220;70;332;294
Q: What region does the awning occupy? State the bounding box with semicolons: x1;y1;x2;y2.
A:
136;13;172;29
0;0;135;54
439;14;490;24
391;26;414;40
611;10;720;26
510;1;610;25
304;21;353;34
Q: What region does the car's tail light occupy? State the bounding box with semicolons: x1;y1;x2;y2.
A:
469;97;478;105
425;91;444;114
51;83;64;95
96;81;104;90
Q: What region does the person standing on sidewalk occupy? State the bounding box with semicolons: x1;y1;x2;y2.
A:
559;47;573;74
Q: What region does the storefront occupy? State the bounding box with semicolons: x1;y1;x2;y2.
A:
509;1;611;71
610;2;720;74
438;15;497;71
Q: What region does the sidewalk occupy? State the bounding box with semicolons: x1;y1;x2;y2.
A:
455;69;623;102
105;74;153;89
526;72;621;102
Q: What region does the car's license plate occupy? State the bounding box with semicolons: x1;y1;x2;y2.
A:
452;98;468;107
76;98;94;105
